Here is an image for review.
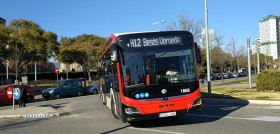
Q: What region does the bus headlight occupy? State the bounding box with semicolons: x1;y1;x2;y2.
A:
124;105;140;115
192;97;202;106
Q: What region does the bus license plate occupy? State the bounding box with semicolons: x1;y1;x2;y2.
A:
159;111;176;118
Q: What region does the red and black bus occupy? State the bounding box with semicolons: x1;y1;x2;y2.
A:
97;31;202;122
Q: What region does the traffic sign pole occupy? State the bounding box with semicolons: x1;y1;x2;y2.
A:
55;67;59;81
13;94;15;110
12;88;20;110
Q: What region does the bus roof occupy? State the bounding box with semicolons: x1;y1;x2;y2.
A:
97;31;193;62
112;31;157;38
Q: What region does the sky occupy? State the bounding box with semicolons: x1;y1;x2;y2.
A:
1;0;280;62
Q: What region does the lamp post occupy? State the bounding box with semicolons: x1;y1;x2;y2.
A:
257;42;260;74
35;62;37;87
6;61;9;79
247;37;252;89
152;20;166;31
205;0;211;97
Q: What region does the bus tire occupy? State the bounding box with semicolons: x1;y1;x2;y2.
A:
120;104;127;123
111;97;119;119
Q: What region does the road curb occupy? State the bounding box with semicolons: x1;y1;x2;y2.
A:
202;98;280;105
248;100;280;105
0;115;21;119
0;112;70;120
21;114;54;118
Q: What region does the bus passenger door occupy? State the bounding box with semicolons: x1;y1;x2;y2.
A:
111;62;126;122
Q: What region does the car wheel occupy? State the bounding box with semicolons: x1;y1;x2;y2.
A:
26;96;33;103
93;89;98;94
55;93;61;99
77;91;82;96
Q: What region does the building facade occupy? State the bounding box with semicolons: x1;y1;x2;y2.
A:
252;38;260;55
60;62;83;72
259;15;280;60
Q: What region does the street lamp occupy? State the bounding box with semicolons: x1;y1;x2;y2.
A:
205;0;211;97
6;61;9;79
152;20;166;31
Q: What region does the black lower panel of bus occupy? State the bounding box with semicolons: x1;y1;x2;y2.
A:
126;105;202;122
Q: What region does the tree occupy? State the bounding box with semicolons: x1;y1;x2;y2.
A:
225;38;238;73
165;11;204;43
55;34;106;86
0;19;59;81
0;25;10;59
210;34;232;83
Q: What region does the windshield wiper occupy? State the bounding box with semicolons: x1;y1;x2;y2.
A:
131;84;157;95
156;52;167;58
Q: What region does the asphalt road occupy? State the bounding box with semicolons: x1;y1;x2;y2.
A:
0;94;279;134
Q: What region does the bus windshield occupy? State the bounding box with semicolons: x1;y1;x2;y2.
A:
121;46;198;88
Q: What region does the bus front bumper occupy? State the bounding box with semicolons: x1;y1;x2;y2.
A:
126;104;202;122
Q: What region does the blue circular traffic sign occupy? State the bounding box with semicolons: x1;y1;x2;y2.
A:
13;88;20;99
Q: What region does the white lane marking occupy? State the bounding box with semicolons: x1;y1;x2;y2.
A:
204;104;239;107
186;114;280;122
204;105;280;110
128;127;189;134
248;106;280;110
246;116;280;122
220;106;241;111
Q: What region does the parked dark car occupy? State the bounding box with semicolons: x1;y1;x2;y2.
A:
211;73;218;80
238;72;247;77
42;79;83;99
211;73;221;80
83;84;99;95
228;73;234;78
233;73;238;78
217;73;222;79
0;84;35;105
223;73;229;79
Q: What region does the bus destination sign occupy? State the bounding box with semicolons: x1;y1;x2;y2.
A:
126;36;183;48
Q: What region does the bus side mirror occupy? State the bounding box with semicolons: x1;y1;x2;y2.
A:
195;43;202;64
110;44;118;62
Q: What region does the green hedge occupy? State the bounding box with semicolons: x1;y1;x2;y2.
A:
257;70;280;91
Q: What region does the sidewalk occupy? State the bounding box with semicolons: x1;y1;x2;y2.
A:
0;104;69;119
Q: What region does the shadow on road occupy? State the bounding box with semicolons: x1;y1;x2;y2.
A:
0;118;50;131
130;94;249;128
100;125;131;134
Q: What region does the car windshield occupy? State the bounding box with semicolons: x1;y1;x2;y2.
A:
121;46;198;90
52;81;64;88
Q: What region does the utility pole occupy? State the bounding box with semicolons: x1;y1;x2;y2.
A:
205;0;211;97
35;62;37;87
257;42;260;74
6;61;9;79
247;37;252;89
